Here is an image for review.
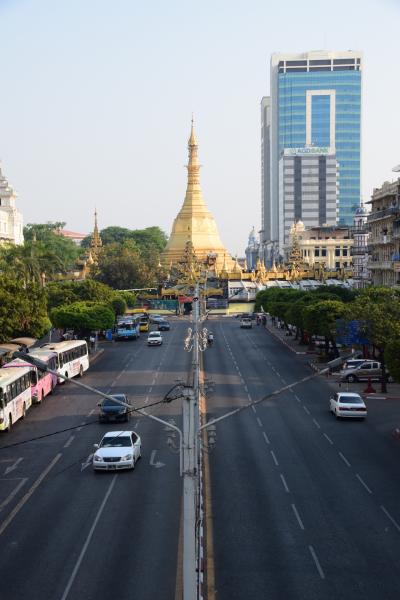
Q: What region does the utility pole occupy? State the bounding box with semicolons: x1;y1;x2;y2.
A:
182;283;200;600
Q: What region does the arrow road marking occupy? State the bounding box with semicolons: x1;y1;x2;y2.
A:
4;458;23;476
81;453;93;471
149;450;165;469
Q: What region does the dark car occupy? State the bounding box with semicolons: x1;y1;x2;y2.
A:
98;394;131;423
158;320;171;331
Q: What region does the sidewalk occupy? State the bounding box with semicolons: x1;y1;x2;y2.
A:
263;320;400;400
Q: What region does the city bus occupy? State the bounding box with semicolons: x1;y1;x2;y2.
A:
41;340;89;383
3;351;56;403
0;366;33;431
115;316;140;341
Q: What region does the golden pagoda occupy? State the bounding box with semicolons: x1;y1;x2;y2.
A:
90;209;102;261
162;119;236;271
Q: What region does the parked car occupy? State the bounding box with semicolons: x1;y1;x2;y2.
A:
139;319;149;332
93;431;141;471
329;392;367;419
341;358;371;371
150;314;163;324
98;394;131;423
147;331;163;346
158;320;170;331
240;317;252;329
340;361;393;383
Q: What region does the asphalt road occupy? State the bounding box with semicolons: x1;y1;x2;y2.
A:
204;317;400;600
0;319;190;600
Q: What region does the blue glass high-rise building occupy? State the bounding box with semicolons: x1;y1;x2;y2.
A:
261;51;362;257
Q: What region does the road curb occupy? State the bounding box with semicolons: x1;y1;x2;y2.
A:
89;348;104;364
264;326;307;355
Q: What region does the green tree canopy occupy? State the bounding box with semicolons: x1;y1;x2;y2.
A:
46;279;117;311
50;302;115;332
0;274;50;342
92;241;156;289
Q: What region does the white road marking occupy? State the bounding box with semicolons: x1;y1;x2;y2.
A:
87;409;95;417
381;505;400;533
339;452;351;468
149;450;165;468
81;454;93;471
309;545;325;579
295;395;301;403
256;417;263;428
248;394;252;402
4;457;23;476
291;503;305;530
60;475;117;600
280;377;286;384
244;385;248;393
262;432;270;445
356;473;372;494
251;405;256;413
313;418;321;429
280;473;290;493
0;478;27;512
289;389;295;394
0;453;62;536
63;436;75;448
270;450;279;466
323;433;334;445
76;427;82;432
149;387;153;394
303;406;310;415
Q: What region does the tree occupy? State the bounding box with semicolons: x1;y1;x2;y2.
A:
385;338;400;383
50;302;115;333
303;299;346;357
0;274;50;342
110;296;127;316
24;223;81;271
117;290;136;308
46;279;116;311
92;241;156;289
348;288;400;392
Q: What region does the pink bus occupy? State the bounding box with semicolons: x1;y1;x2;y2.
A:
4;349;57;403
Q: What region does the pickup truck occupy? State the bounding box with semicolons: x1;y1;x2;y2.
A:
240;318;252;329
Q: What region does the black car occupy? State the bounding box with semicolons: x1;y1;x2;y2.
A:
158;320;171;331
98;394;131;423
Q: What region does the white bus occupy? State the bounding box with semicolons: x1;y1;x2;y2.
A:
41;340;89;383
0;366;33;431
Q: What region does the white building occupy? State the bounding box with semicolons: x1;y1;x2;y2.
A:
279;147;338;246
351;206;370;288
0;163;23;245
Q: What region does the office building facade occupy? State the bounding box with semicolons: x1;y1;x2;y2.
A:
262;50;362;256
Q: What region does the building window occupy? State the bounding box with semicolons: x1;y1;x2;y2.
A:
343;248;348;256
336;262;340;269
335;247;341;257
321;249;327;257
315;247;320;257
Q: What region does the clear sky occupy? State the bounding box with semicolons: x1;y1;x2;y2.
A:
1;0;399;255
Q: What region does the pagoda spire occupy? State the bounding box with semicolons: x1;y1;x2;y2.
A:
90;208;102;260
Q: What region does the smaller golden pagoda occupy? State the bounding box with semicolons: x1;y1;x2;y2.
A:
90;209;102;260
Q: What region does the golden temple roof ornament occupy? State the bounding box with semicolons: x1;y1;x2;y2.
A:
90;209;102;262
161;119;236;272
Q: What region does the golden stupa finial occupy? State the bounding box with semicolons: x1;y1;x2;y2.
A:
90;208;102;259
189;114;197;146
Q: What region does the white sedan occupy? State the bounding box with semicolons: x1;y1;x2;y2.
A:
147;331;163;346
329;392;367;419
93;431;141;471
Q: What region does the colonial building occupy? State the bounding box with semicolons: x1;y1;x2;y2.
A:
286;221;353;270
56;228;87;245
367;178;400;287
0;163;23;245
161;120;236;272
351;206;370;288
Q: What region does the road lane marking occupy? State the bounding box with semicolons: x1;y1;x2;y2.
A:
76;427;82;432
309;545;325;579
270;450;279;466
262;432;270;445
251;405;256;413
312;418;321;429
60;475;117;600
149;387;153;394
81;454;93;471
291;504;305;530
256;417;263;428
280;377;286;384
280;473;290;493
323;433;333;445
0;453;62;536
380;505;400;533
0;478;27;512
339;452;351;467
295;395;301;403
303;406;310;415
289;389;294;394
63;436;75;448
86;409;95;417
356;474;372;494
4;457;23;475
244;385;248;392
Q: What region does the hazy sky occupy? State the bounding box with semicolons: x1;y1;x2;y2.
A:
1;0;399;255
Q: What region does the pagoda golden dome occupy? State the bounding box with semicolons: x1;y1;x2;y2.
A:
161;119;236;271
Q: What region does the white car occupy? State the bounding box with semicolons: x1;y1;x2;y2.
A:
93;431;141;471
329;392;367;419
147;331;163;346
